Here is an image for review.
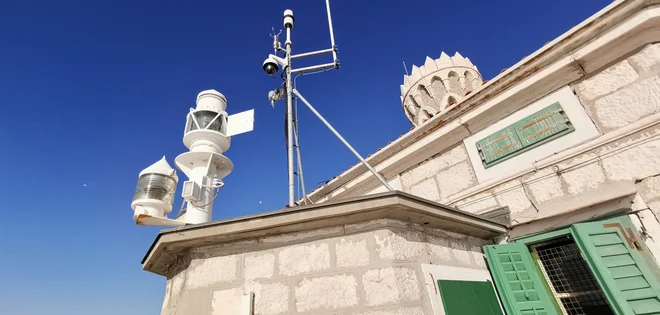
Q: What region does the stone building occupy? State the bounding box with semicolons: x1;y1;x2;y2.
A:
143;1;660;314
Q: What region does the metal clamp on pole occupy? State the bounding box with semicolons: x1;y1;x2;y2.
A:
293;89;394;192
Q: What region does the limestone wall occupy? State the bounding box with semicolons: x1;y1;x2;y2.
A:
394;44;660;225
160;219;489;315
399;144;476;203
575;44;660;133
449;124;660;218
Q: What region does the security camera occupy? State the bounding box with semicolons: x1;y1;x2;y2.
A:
263;56;279;76
262;54;287;76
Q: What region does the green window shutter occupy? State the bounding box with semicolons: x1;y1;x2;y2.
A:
437;280;505;315
572;216;660;315
476;126;524;167
475;102;575;168
513;102;574;147
484;243;560;315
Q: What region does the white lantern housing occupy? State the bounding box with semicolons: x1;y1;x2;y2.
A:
131;89;254;227
183;91;231;153
131;156;178;220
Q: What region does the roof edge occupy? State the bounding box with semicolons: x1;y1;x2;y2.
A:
141;191;508;274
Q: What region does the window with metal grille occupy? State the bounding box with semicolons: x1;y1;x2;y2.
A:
531;236;614;315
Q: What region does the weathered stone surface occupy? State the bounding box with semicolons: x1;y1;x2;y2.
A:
601;138;660;181
408;178;440;201
453;191;499;214
559;153;606;194
331;186;347;198
263;226;344;243
432;144;469;170
395;268;421;302
169;272;185;301
374;230;426;260
639;175;660;202
278;243;330;276
470;245;487;268
212;288;242;315
649;201;660;218
524;168;564;204
436;162;477;199
168;289;211;315
162;272;185;312
629;44;660;73
426;234;453;262
345;219;410;233
400;144;468;187
356;307;425;315
632;193;649;211
443;230;470;240
191;240;257;259
185;255;238;289
245;282;290;315
593;75;660;130
244;253;275;281
450;241;474;266
575;60;638;100
493;179;532;214
362;267;420;306
295;275;358;312
335;238;370;268
467;236;490;247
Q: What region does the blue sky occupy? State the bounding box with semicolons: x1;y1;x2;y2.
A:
0;0;610;314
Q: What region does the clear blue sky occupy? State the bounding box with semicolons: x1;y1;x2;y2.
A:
0;0;610;314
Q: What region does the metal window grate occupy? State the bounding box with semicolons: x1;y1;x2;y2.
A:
531;237;614;315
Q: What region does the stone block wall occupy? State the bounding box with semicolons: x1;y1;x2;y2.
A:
574;44;660;133
448;123;660;218
160;219;489;315
394;43;660;225
399;144;477;202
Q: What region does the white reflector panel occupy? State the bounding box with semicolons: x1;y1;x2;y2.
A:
226;109;255;137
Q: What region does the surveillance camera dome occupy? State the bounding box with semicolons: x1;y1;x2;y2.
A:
263;57;279;76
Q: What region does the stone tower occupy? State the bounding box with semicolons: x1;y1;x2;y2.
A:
400;52;483;126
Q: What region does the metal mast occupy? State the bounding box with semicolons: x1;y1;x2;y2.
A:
263;1;393;207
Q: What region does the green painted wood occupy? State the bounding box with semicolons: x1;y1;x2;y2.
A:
572;216;660;315
513;228;571;245
513;102;574;147
484;243;560;315
475;102;574;168
476;126;524;167
437;280;504;315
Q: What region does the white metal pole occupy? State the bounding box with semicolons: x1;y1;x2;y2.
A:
291;62;336;75
285;27;296;207
325;0;338;63
292;89;394;192
184;160;216;224
293;113;312;205
291;48;334;60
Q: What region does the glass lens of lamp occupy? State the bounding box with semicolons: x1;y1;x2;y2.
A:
189;110;223;133
132;173;177;205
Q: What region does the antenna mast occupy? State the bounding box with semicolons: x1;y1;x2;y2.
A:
262;0;393;207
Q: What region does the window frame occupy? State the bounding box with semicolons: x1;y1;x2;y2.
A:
462;86;600;183
489;215;660;315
